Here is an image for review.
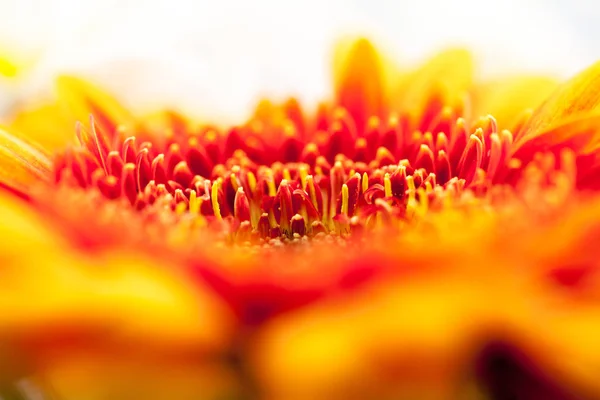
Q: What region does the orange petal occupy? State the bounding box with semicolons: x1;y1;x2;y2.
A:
0;127;51;196
517;61;600;144
471;76;558;131
513;114;600;157
333;38;386;132
44;354;239;400
510;114;600;188
392;48;474;129
56;75;136;136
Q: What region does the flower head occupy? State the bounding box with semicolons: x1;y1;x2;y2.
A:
2;37;600;399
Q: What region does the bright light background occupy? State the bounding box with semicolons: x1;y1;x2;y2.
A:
0;0;598;121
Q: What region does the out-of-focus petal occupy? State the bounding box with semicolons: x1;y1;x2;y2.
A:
9;103;75;151
9;77;136;151
510;114;600;188
464;197;600;398
0;188;62;251
0;127;50;196
0;47;38;79
471;76;558;131
333;38;387;132
0;55;19;78
513;114;600;157
507;61;600;187
391;48;474;130
535;308;600;397
56;75;136;136
0;253;235;376
251;271;529;400
43;353;241;400
517;61;600;144
0;193;233;371
139;109;193;137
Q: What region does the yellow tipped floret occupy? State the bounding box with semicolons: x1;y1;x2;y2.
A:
299;166;309;190
425;181;434;193
230;173;239;192
265;170;276;196
406;175;416;203
384;173;392;197
283;168;292;182
211;178;222;220
189;190;201;214
341;184;349;215
175;202;187;215
247;171;257;193
362;172;369;193
416;187;429;217
306;175;319;211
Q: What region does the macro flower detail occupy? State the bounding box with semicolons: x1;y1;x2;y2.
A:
14;39;584;247
2;37;600;399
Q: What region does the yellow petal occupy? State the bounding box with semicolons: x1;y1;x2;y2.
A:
518;61;600;144
0;55;19;78
0;126;51;195
0;46;38;78
9;103;76;151
1;253;226;344
251;273;526;400
471;76;558;130
0;190;233;363
56;75;136;135
0;188;62;251
536;306;600;396
392;48;474;128
333;38;387;131
9;76;136;151
140;109;193;136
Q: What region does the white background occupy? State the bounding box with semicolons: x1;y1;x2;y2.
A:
0;0;598;121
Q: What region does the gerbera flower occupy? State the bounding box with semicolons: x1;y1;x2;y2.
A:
1;37;600;399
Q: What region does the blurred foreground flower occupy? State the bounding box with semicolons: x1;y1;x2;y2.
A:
2;38;600;399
